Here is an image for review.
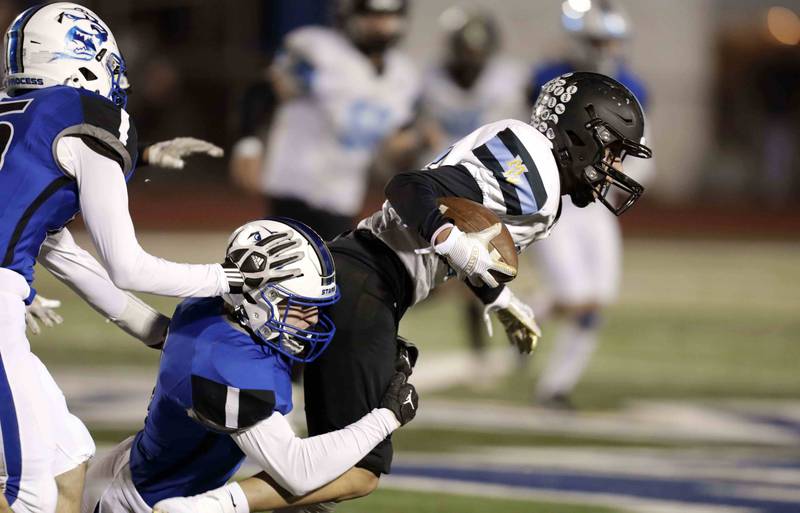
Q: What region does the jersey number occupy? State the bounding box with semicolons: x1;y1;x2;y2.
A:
0;99;34;172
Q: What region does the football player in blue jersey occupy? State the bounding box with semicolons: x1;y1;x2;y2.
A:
82;219;418;513
527;0;655;408
0;4;261;513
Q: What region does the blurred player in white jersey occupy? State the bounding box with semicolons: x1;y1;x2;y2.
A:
529;0;655;408
419;6;528;370
230;0;421;241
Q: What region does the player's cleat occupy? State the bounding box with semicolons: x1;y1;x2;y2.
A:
537;393;576;411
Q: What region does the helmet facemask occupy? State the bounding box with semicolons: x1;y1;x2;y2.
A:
237;282;340;363
581;117;650;215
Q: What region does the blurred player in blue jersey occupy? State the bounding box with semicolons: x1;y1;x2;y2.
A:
229;0;422;241
419;6;529;377
0;4;256;512
528;0;655;408
82;219;418;513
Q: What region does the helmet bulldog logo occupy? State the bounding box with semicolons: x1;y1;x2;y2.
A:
56;8;109;61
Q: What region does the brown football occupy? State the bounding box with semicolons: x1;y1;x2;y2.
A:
437;197;518;283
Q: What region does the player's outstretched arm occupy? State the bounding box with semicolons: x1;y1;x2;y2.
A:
57;136;243;297
140;138;224;170
39;228;169;347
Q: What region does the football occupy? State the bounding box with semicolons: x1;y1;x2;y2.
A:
437;197;518;283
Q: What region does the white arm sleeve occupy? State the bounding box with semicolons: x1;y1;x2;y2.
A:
232;408;399;496
38;229;169;346
56;136;229;297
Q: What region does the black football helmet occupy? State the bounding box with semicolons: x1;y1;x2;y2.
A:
530;71;652;215
440;7;499;89
338;0;409;54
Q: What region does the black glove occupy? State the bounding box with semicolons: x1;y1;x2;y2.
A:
381;372;419;426
395;336;419;378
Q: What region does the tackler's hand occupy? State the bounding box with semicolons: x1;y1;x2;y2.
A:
25;295;63;335
222;229;304;294
144;137;224;170
381;372;419;427
483;287;541;354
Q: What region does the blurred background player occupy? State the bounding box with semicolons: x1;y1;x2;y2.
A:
229;0;422;241
528;0;655;408
418;6;528;375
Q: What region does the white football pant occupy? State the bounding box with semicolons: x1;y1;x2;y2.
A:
82;437;149;513
0;268;94;513
532;201;620;399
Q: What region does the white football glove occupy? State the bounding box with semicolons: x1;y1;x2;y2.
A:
25;295;63;335
153;484;244;513
431;224;515;288
145;137;224;170
483;287;541;354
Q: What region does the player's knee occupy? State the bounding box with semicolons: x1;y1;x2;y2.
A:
576;310;602;330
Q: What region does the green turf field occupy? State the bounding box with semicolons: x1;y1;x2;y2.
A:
32;235;800;408
28;233;800;512
335;488;617;513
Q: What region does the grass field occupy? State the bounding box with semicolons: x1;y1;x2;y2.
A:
336;488;617;513
28;232;800;512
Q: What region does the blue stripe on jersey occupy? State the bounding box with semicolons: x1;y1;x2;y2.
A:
6;6;40;74
496;128;548;211
472;143;521;215
485;135;539;215
0;354;22;506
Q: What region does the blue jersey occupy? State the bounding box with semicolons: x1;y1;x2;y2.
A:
528;60;649;110
0;86;137;300
129;297;293;506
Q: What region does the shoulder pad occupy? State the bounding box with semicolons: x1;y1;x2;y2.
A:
59;89;137;174
190;374;276;433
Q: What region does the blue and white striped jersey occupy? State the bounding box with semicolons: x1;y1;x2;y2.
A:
359;119;561;304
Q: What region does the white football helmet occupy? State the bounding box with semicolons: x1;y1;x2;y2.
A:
561;0;630;40
225;218;340;363
3;3;128;106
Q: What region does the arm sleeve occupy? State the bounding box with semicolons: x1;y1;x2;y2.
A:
384;165;483;242
38;229;170;346
232;409;399;496
56;136;229;297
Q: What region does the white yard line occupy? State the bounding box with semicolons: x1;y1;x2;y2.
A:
378;476;755;513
